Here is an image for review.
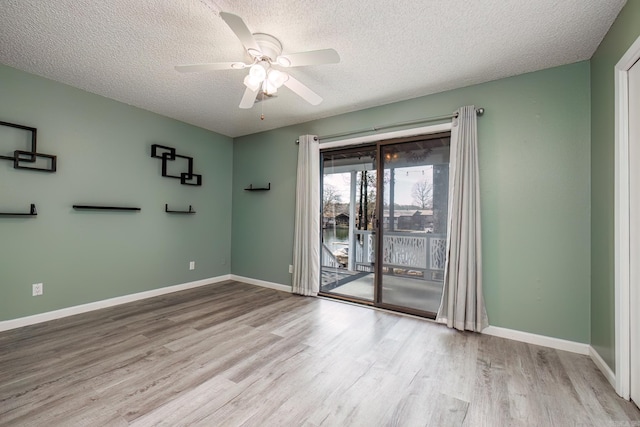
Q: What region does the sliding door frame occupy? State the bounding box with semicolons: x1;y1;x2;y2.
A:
318;123;453;316
319;144;378;305
374;133;452;318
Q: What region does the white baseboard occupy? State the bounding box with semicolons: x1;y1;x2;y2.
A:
0;275;232;332
589;345;617;388
229;274;292;293
482;326;590;355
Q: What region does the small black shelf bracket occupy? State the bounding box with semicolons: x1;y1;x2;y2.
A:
244;183;271;191
165;204;196;214
0;203;37;216
73;205;141;211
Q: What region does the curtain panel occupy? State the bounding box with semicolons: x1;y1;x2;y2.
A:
292;135;320;296
436;106;488;332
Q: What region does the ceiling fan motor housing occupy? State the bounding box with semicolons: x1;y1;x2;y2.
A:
251;33;283;61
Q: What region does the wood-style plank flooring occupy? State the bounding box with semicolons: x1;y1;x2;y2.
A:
0;281;638;426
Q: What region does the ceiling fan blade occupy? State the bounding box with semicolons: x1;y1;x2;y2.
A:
276;49;340;67
219;12;261;55
239;86;259;109
283;74;323;105
175;62;248;73
254;92;277;104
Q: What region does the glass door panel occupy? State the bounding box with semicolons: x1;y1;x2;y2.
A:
379;137;450;316
320;146;377;302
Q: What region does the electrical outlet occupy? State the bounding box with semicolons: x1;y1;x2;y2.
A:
189;261;195;270
289;264;293;274
32;283;43;296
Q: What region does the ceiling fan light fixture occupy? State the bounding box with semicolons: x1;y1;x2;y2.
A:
262;80;278;95
249;63;267;81
267;69;288;88
243;74;261;91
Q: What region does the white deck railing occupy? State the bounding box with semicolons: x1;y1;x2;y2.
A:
352;230;446;281
321;243;341;268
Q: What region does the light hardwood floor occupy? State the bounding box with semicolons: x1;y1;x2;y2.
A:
1;281;638;426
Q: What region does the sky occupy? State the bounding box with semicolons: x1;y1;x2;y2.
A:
323;165;433;206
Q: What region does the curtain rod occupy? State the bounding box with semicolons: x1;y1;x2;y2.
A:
296;107;484;144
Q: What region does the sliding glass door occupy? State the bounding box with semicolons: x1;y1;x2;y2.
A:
320;146;377;302
377;136;450;316
319;134;450;317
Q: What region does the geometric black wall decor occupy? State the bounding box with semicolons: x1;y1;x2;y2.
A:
150;144;202;186
0;120;57;172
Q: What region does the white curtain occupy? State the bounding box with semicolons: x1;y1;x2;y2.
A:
436;105;488;332
292;135;320;296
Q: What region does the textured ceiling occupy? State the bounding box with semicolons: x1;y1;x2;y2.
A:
0;0;626;138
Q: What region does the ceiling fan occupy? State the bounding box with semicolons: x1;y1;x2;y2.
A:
175;12;340;109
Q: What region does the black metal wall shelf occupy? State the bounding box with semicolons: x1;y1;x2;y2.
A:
151;144;202;186
73;205;141;211
245;183;270;191
0;120;57;173
165;204;196;214
0;203;37;216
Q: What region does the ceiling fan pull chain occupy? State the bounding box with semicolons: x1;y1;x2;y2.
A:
260;92;265;120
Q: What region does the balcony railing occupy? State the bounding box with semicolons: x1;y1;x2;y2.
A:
351;230;446;281
322;243;341;268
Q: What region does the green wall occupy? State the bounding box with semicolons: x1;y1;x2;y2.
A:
590;1;640;370
0;45;597;346
0;64;233;321
232;61;592;343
